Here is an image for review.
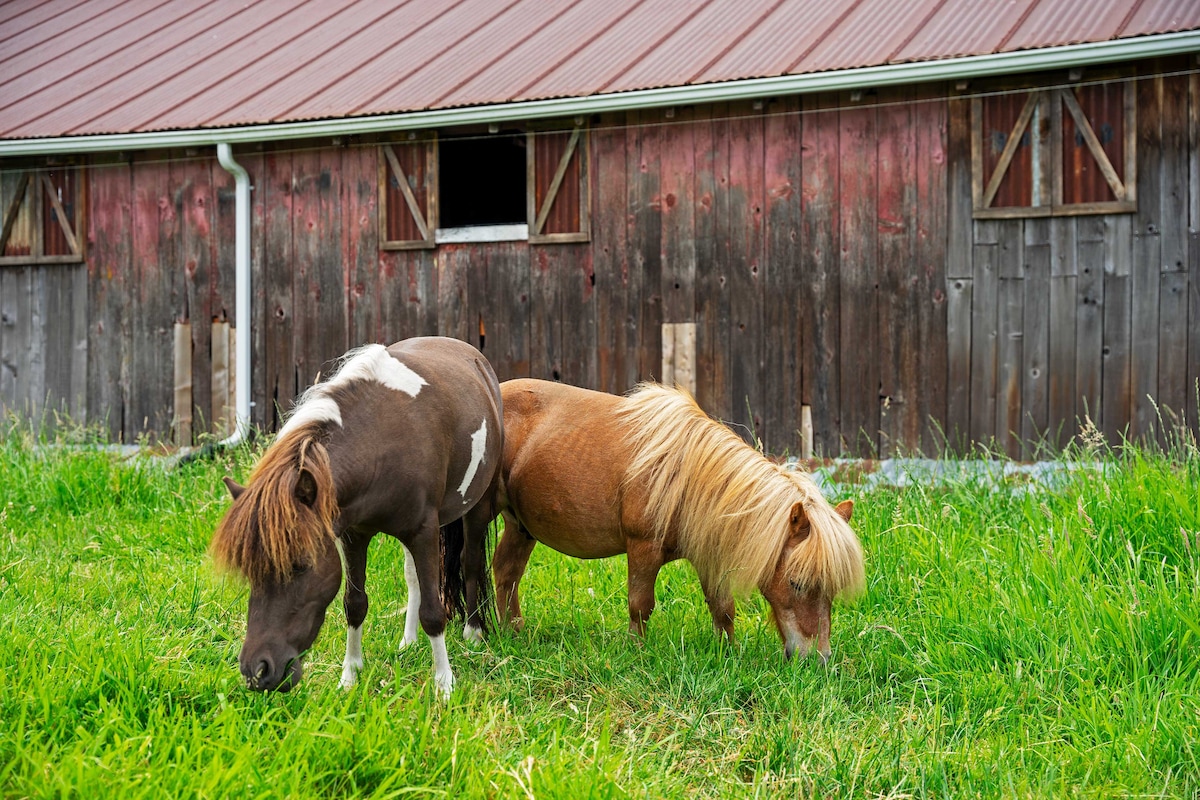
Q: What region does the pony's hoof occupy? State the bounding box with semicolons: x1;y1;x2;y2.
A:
399;633;418;650
462;623;484;644
434;671;454;699
338;671;358;689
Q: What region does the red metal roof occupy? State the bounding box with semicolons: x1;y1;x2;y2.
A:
1;0;1198;141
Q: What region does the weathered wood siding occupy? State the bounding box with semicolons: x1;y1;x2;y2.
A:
4;66;1198;456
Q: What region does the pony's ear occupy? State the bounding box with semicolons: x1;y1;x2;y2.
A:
788;501;811;543
294;469;319;508
834;499;854;522
223;476;246;500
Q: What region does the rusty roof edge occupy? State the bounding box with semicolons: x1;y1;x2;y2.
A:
2;29;1197;157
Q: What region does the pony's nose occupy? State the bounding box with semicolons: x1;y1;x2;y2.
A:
242;657;274;690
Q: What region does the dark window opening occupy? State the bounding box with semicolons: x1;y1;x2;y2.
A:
438;131;526;228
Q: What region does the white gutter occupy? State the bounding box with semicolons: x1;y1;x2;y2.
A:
1;31;1197;157
215;143;251;447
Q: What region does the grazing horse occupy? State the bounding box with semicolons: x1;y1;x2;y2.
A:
210;337;502;695
494;379;865;661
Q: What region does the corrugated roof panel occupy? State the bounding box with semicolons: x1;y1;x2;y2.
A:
1;0;206;109
895;0;1037;62
1;1;277;137
359;0;587;114
2;0;344;137
696;0;858;83
1006;0;1144;50
291;0;522;120
436;0;648;108
1;0;1198;141
117;0;370;131
793;0;943;73
600;0;781;92
516;0;716;101
0;0;102;46
186;0;458;128
0;0;139;67
1123;0;1200;36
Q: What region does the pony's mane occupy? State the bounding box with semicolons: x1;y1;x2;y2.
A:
618;383;864;600
209;421;339;586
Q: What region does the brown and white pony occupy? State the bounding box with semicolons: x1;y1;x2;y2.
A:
495;379;865;661
210;337;502;695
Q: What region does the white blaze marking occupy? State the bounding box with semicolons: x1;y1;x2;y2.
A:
279;344;428;435
401;545;420;648
340;625;363;689
457;419;488;499
430;633;454;698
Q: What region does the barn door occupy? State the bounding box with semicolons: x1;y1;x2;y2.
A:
972;81;1135;217
379;136;438;249
527;125;589;243
0;168;85;265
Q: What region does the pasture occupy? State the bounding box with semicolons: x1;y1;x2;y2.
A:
0;424;1197;798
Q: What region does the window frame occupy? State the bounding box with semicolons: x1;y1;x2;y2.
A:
971;79;1136;219
378;123;590;248
0;166;86;266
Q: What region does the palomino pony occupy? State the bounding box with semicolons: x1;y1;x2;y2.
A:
210;337;503;695
495;379;865;661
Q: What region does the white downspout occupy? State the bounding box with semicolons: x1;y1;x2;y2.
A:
216;143;251;446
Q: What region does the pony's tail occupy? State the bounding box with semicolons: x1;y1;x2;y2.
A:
441;517;467;621
439;506;499;634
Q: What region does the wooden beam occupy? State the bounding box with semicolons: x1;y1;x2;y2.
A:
981;91;1039;209
382;144;430;241
534;127;581;235
0;172;29;255
40;173;80;255
1060;89;1125;201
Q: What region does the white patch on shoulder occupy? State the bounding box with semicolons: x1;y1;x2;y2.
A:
374;351;428;398
456;419;488;499
279;344;427;435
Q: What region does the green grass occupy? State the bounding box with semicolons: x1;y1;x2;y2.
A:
0;424;1197;799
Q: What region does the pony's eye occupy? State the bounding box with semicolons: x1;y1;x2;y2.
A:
292;562;310;575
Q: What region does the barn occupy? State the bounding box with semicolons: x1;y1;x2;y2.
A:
2;1;1199;458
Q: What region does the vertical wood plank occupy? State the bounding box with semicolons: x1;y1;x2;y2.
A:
916;86;949;455
1022;219;1051;455
838;91;878;456
630;108;663;385
945;97;973;449
1048;217;1078;448
660;107;697;328
126;153;177;441
694;106;726;417
437;245;471;344
1102;271;1132;444
946;275;973;451
876;86;918;456
763;96;802;455
559;242;597;388
177;156;212;439
490;242;531;381
970;220;1000;448
727;100;765;447
1131;75;1162;443
86;159;131;440
592;112;629;394
345;143;380;346
1157;74;1190;432
799;92;841;455
1075;216;1105;432
529;241;561;381
262;147;296;429
1189;73;1200;435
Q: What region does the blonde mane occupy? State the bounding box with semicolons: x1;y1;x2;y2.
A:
617;383;864;600
209;422;339;586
